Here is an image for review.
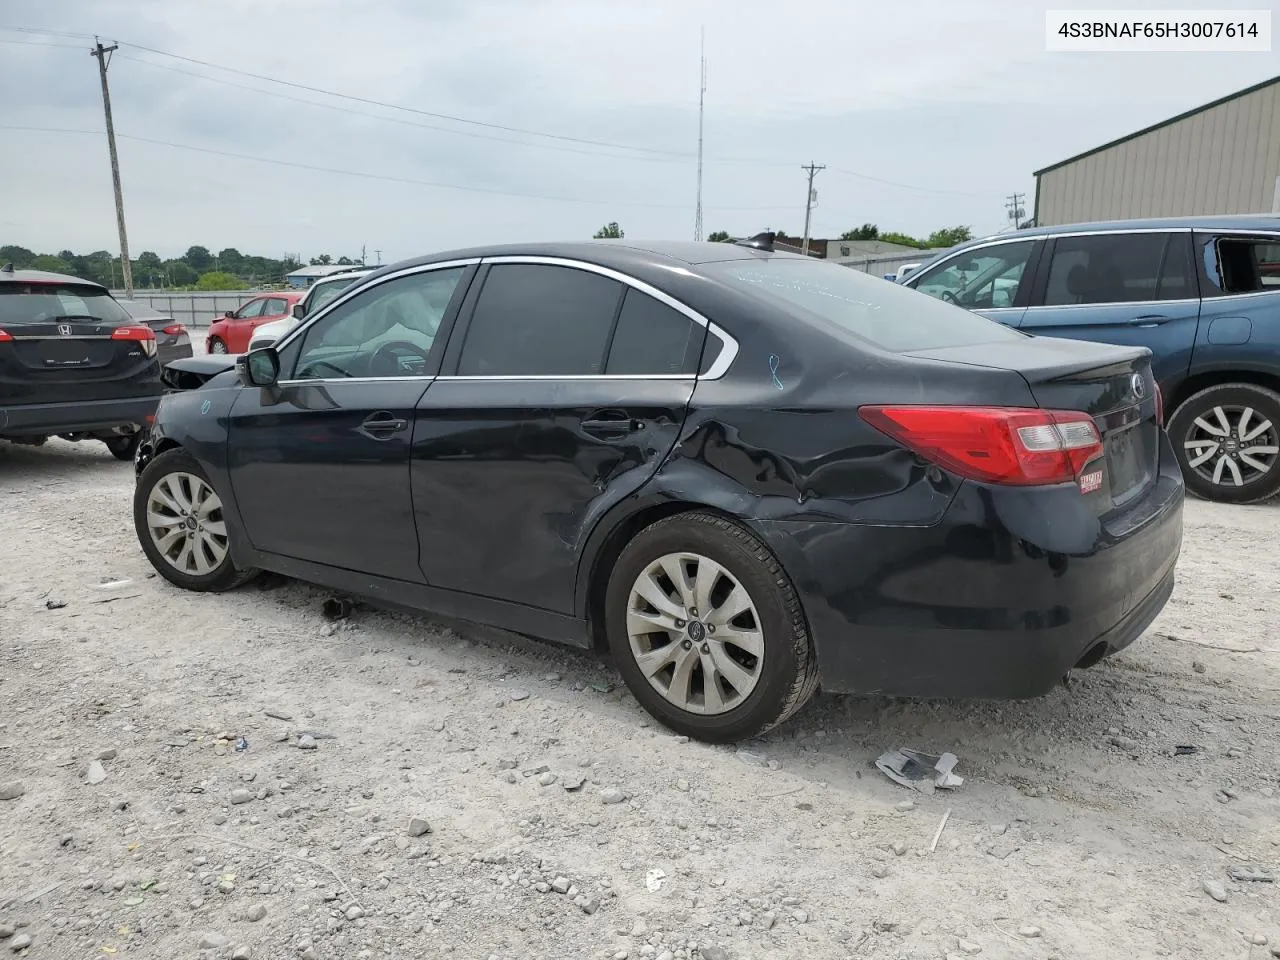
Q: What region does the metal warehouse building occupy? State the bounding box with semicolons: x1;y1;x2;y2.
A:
1034;75;1280;226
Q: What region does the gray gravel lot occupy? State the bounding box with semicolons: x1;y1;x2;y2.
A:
2;439;1279;960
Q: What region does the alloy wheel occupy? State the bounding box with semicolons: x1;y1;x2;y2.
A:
209;339;228;354
145;472;229;575
626;552;764;715
1182;404;1279;488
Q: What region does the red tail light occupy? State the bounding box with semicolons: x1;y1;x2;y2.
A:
0;327;12;343
1154;383;1164;427
859;405;1104;486
111;324;158;357
161;323;186;336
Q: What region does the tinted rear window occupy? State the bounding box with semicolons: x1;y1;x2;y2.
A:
705;259;1025;352
0;283;131;325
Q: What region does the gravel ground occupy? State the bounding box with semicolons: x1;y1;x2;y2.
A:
2;439;1280;960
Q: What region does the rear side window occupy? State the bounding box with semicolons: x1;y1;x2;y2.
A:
1200;235;1280;295
457;264;622;375
605;290;700;375
706;258;1024;352
236;299;267;319
0;283;130;325
1043;232;1192;305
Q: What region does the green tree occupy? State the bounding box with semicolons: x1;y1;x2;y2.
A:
30;254;71;274
337;255;355;265
310;254;333;266
164;261;198;286
840;224;880;241
593;222;624;239
707;230;732;242
0;245;35;267
183;246;213;271
879;231;927;249
217;248;244;274
195;270;246;291
925;225;972;248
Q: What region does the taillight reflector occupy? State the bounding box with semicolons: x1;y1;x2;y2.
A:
161;323;186;336
111;324;158;357
0;327;12;342
859;405;1104;486
1154;383;1164;427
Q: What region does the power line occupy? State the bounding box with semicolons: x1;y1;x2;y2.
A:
827;166;988;198
0;125;797;211
0;37;86;49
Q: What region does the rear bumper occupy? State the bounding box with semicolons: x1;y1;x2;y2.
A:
0;395;160;437
751;432;1185;699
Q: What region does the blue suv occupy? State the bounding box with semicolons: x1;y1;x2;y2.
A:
901;216;1280;504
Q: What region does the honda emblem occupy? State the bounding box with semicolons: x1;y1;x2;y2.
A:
57;323;73;336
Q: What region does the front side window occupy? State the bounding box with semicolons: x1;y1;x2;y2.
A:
910;240;1035;309
0;283;131;326
1200;235;1280;296
457;264;622;376
1043;232;1191;306
308;276;362;313
707;258;1024;353
293;267;466;380
235;298;267;320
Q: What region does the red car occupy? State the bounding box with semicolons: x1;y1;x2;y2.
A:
206;292;302;354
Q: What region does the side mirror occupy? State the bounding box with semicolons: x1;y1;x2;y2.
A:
239;347;280;387
292;303;306;320
223;310;234;318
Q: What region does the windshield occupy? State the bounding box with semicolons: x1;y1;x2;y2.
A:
308;276;364;313
0;283;132;326
706;258;1025;352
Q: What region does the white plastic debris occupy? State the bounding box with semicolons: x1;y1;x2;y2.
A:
644;868;666;892
875;748;963;794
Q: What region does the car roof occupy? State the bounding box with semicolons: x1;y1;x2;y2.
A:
311;268;372;283
968;214;1280;246
0;267;108;289
117;299;167;318
385;239;810;274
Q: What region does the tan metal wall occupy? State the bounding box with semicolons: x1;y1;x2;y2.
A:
1035;82;1280;225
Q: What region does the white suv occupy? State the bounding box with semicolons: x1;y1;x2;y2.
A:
247;267;373;352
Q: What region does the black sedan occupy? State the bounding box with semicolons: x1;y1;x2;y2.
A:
132;236;1184;742
116;299;193;367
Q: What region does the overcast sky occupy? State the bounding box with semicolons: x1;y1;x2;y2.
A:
0;0;1275;264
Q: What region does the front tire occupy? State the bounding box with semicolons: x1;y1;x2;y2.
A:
1168;383;1280;504
605;512;818;743
208;337;228;355
133;448;259;591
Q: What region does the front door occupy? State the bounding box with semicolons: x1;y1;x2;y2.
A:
1017;231;1201;390
904;238;1040;329
411;260;705;613
227;264;474;580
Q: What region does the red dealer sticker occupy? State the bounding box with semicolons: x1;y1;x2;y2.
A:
1079;469;1104;494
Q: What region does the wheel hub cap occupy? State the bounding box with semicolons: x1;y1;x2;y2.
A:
1183;404;1279;487
626;552;765;716
145;472;229;576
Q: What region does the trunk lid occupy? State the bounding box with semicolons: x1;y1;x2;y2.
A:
904;336;1160;510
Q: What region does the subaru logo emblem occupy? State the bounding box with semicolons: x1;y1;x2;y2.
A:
1131;373;1146;400
57;323;72;336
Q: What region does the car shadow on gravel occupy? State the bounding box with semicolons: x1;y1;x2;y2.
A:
0;438;124;485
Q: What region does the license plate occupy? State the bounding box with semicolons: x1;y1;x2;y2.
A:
39;340;92;366
1106;427;1143;496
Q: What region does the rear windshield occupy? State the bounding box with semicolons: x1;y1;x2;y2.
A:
705;258;1026;352
0;283;131;326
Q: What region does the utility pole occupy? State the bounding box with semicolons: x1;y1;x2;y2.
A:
1005;192;1026;229
800;162;825;255
374;249;382;265
361;243;367;266
91;38;133;297
693;27;707;242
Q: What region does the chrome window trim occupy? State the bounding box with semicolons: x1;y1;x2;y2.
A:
1024;296;1201;312
270;254;740;386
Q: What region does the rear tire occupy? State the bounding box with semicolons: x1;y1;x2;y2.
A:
104;434;140;462
1168;382;1280;504
208;337;228;355
134;448;259;592
604;512;818;743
